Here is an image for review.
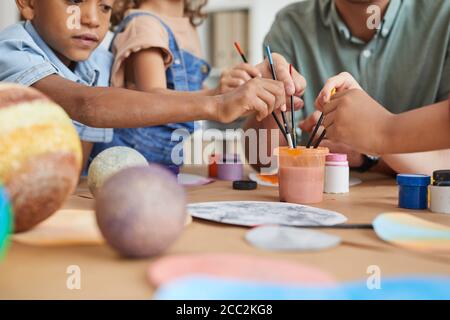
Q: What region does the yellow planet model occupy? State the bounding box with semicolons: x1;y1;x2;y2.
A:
0;83;82;232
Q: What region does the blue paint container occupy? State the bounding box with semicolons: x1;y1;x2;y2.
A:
396;174;431;210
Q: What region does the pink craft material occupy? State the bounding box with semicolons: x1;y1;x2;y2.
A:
326;154;347;163
217;154;243;181
148;254;336;287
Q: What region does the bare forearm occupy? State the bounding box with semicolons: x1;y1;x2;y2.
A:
382;101;450;154
363;102;450;175
33;75;217;128
382;149;450;176
198;87;221;96
83;87;217;128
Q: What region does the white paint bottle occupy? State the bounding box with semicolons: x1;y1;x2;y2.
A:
324;154;349;194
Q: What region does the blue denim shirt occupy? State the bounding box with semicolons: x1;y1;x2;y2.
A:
0;21;113;143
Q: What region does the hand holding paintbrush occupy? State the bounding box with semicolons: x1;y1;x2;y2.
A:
265;45;294;149
234;42;291;147
289;64;297;148
232;43;307;148
307;72;364;148
306;88;337;148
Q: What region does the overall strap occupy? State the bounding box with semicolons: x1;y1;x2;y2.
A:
110;11;189;90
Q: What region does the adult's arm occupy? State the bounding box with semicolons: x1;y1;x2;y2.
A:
382;149;450;176
383;100;450;154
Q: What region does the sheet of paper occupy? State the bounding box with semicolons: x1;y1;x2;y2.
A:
249;173;362;188
154;276;450;300
13;209;104;246
349;177;362;187
13;209;193;247
178;173;214;186
246;225;341;251
373;213;450;254
148;253;336;287
188;201;347;227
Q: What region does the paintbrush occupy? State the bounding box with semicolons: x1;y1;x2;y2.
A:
306;113;323;148
265;45;294;149
313;88;337;149
285;224;374;230
313;130;327;149
233;42;288;143
289;64;297;148
234;42;248;63
306;88;337;148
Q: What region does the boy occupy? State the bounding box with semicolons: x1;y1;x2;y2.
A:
0;0;305;169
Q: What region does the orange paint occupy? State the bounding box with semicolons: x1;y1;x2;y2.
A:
257;174;279;185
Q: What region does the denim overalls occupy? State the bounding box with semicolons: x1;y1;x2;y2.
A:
92;12;210;169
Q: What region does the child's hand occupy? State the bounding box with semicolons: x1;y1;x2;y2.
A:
322;89;394;155
219;53;306;111
315;72;362;110
215;78;286;123
218;63;262;94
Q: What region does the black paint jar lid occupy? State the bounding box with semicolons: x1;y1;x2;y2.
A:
433;170;450;186
233;180;257;190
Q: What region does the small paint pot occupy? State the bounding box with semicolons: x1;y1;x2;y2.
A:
208;154;220;178
324;154;349;194
217;154;243;181
277;147;329;204
430;170;450;214
396;174;431;210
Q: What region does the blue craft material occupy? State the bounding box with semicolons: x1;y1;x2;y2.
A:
396;174;430;210
0;185;12;260
154;275;450;300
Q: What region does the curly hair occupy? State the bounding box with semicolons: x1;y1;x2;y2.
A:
111;0;208;27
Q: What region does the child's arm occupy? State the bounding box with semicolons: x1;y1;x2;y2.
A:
32;74;287;128
128;47;221;96
128;48;168;91
123;46;259;98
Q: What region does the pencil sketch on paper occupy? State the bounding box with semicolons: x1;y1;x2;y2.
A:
187;201;348;227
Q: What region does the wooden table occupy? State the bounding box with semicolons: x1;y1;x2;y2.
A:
1;167;449;299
